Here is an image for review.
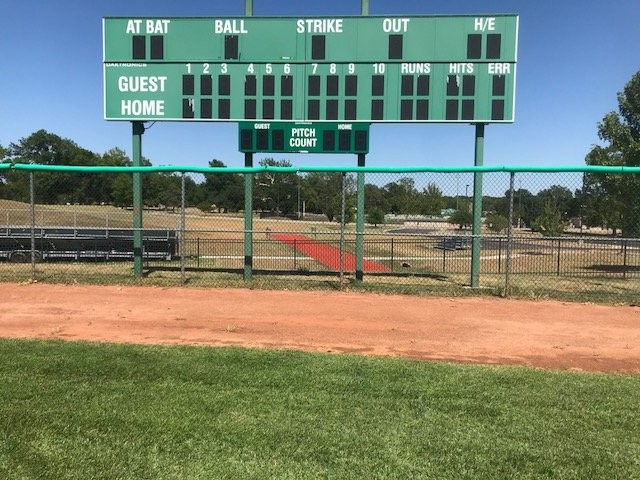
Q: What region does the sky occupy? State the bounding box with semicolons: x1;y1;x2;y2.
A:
1;0;639;171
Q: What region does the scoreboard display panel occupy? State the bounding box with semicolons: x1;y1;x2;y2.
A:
103;15;518;123
238;122;370;154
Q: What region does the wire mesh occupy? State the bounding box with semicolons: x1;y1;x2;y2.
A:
0;165;638;303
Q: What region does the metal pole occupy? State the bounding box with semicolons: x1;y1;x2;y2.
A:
623;240;628;279
245;0;252;16
297;177;301;220
339;172;346;286
470;123;485;287
505;172;515;296
243;152;253;280
180;173;186;284
361;0;369;15
30;171;36;281
132;121;144;278
355;153;365;281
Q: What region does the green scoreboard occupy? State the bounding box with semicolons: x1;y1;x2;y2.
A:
103;15;518;123
238;122;370;153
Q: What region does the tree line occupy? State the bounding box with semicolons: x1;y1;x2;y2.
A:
1;71;639;236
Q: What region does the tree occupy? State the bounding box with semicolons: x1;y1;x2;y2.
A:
254;158;298;214
6;130;102;204
449;208;473;229
585;71;640;236
536;185;577;220
583;181;623;233
418;183;445;216
364;183;388;213
366;208;385;227
505;188;537;228
384;177;419;215
332;195;356;224
145;172;182;208
485;212;508;233
532;203;567;237
202;159;244;212
302;172;353;221
110;156;152;207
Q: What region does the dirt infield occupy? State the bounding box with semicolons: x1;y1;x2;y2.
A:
1;282;639;374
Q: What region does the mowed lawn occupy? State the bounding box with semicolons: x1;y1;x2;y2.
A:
0;340;638;479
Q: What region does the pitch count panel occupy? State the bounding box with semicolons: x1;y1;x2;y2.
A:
103;15;518;123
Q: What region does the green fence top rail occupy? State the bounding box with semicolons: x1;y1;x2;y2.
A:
3;162;640;175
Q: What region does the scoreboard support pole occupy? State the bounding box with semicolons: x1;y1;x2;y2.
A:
355;154;366;282
243;0;254;282
243;152;253;281
132;121;145;278
361;0;369;15
470;123;485;288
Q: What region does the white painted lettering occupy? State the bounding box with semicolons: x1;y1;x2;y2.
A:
254;123;270;129
291;128;316;137
474;17;496;31
117;76;168;93
126;19;142;34
121;100;165;116
296;18;343;33
146;19;170;34
488;63;511;75
401;62;431;74
290;137;318;148
449;63;474;74
214;19;248;34
382;18;410;33
337;124;352;130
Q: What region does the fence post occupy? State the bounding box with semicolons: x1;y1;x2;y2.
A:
471;123;486;287
243;152;253;281
556;239;562;276
442;239;447;272
180;173;186;284
505;172;515;296
339;172;346;287
355;153;366;282
390;237;394;272
30;171;36;282
294;238;298;270
623;239;628;280
131;121;145;279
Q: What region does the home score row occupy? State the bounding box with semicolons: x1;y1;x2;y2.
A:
103;15;518;123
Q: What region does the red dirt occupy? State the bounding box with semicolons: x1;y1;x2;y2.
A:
1;282;639;374
271;233;391;272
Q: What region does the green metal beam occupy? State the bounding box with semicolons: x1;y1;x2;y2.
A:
131;121;144;278
356;154;366;282
470;123;485;288
244;153;253;281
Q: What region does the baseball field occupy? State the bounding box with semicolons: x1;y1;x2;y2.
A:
1;282;639;478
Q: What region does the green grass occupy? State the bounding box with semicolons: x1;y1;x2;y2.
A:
1;340;639;479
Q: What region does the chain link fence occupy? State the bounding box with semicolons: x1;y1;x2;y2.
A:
1;164;638;303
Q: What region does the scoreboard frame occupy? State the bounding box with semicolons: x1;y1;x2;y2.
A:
238;121;370;154
103;14;518;124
